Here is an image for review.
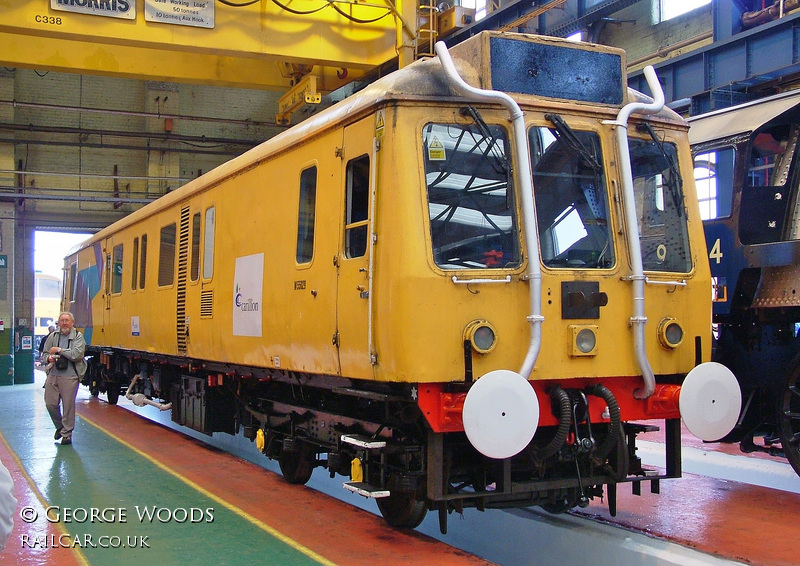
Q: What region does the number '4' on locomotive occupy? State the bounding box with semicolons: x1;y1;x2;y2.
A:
64;32;741;533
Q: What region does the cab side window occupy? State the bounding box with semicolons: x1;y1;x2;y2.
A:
344;156;369;258
112;244;123;294
296;166;318;264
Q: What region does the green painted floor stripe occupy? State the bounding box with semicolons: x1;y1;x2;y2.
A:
0;383;335;566
78;413;337;566
0;429;90;566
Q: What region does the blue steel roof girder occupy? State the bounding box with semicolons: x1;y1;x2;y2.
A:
547;0;640;37
630;10;800;111
441;0;642;45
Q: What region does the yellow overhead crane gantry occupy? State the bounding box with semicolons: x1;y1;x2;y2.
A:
0;0;417;120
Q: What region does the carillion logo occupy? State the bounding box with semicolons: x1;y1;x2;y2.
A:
234;284;259;312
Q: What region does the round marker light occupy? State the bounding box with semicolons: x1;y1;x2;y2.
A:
464;320;497;354
473;326;495;351
576;328;597;354
658;317;684;349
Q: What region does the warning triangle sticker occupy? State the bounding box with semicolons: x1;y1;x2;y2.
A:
428;135;446;160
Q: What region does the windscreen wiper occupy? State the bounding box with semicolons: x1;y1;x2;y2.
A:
461;106;510;176
545;113;602;171
637;122;684;217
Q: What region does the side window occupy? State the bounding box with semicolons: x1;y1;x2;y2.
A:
203;207;215;280
112;244;123;294
693;147;734;220
68;262;77;303
131;237;139;290
158;223;176;287
296;166;318;264
139;234;147;289
345;155;370;258
191;212;201;281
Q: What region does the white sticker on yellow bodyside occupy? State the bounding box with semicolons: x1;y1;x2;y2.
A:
233;253;264;337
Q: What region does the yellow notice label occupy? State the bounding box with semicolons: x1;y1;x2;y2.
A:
428;136;446;160
376;110;385;138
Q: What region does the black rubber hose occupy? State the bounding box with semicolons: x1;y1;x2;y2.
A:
532;386;572;462
585;383;621;465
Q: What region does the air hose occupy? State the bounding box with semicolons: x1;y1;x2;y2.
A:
585;384;621;466
532;386;572;462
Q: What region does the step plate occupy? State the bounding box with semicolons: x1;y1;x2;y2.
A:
340;434;387;449
343;481;391;498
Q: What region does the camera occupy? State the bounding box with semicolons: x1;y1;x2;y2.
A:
54;356;69;371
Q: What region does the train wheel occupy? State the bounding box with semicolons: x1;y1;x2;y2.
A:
278;440;315;485
376;486;427;529
778;366;800;477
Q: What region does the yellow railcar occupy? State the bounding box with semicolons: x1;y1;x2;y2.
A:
64;32;740;531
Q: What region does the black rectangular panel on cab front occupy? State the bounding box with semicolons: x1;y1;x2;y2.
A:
489;36;624;105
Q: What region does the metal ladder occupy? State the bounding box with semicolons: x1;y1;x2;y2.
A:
415;2;439;60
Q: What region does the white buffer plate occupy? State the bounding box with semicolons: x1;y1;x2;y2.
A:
462;369;539;459
679;361;742;441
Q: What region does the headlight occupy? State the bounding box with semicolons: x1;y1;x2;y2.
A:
657;317;684;349
569;325;598;356
464;320;497;354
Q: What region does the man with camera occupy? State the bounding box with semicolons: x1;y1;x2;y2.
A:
42;311;86;446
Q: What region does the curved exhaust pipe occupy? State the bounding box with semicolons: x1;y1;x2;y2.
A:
607;66;664;399
434;41;544;379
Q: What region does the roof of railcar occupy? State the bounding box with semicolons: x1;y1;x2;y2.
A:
69;32;688;256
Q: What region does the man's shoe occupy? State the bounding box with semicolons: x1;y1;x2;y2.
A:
60;437;71;445
54;430;61;440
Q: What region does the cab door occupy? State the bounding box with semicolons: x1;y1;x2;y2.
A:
336;119;376;379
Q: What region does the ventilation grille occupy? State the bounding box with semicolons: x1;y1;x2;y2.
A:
176;206;190;353
200;290;214;318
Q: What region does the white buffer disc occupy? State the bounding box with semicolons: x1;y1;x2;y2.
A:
679;361;742;441
462;369;539;459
